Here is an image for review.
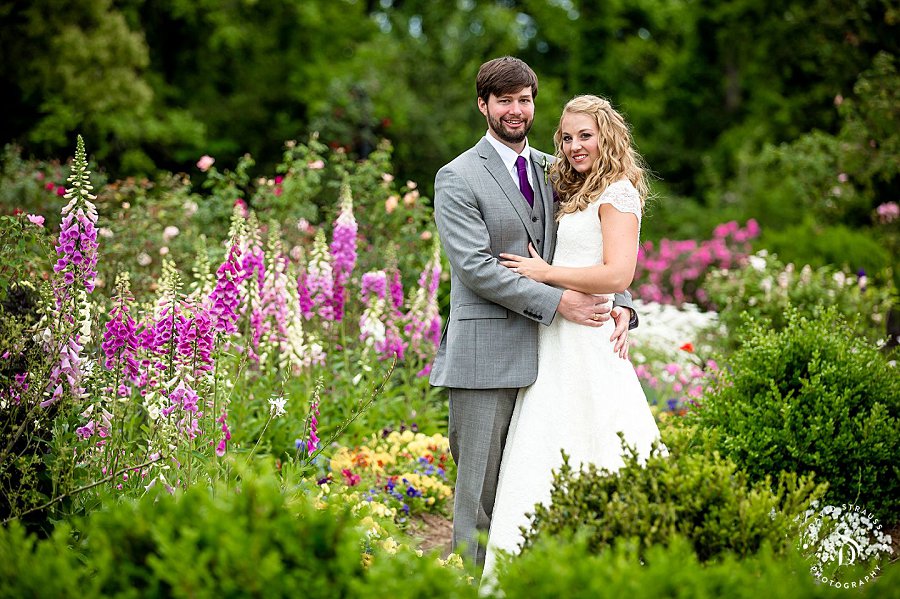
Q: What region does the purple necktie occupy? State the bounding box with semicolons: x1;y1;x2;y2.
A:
515;155;534;208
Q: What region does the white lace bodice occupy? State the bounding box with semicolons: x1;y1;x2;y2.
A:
552;179;642;269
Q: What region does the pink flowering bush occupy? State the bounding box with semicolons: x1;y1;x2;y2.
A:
633;220;760;308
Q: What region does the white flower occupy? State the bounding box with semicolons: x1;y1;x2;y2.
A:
748;254;767;271
268;396;287;418
137;252;152;266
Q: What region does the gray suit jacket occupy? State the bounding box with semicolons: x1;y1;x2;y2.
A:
429;137;636;390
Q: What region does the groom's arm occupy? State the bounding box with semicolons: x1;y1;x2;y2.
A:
434;163;564;324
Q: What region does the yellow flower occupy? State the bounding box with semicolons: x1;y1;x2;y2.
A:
382;537;399;554
330;448;354;472
438;553;465;569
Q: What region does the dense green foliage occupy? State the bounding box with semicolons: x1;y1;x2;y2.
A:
494;534;900;598
690;309;900;524
0;468;476;598
521;425;825;561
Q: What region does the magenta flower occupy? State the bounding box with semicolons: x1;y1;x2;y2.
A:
361;271;387;302
101;281;141;382
216;411;232;457
359;270;407;361
53;136;99;303
329;183;358;322
405;238;443;361
174;302;216;377
389;270;404;315
307;399;320;454
209;243;242;334
304;229;334;321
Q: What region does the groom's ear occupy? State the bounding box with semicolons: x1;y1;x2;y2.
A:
477;96;488;117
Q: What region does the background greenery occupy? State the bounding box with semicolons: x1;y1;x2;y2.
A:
2;1;898;247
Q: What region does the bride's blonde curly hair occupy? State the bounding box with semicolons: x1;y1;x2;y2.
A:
550;95;650;220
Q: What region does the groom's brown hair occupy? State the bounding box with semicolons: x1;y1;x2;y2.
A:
476;56;538;104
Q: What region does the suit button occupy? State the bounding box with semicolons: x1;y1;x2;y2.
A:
531;216;538;222
536;240;541;245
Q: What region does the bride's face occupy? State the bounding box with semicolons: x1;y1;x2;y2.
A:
559;112;600;174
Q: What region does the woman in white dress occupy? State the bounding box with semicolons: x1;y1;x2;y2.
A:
481;95;664;586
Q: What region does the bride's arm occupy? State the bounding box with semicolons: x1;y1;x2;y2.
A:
499;204;639;295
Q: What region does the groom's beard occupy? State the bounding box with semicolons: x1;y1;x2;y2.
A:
487;112;533;145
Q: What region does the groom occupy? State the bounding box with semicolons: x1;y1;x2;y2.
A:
429;56;637;567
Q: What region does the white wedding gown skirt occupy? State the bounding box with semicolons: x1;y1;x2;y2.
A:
482;182;663;587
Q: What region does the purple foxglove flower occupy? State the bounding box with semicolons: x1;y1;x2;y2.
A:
361;271;387;302
329;183;358;322
209;243;242;335
389;270;404;315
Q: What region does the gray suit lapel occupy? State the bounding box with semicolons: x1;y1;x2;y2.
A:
477;138;540;246
531;151;557;261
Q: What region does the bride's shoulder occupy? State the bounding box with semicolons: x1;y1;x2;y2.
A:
598;179;641;216
602;178;638;197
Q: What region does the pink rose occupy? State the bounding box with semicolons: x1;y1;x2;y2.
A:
197;155;215;172
26;214;45;227
307;159;325;170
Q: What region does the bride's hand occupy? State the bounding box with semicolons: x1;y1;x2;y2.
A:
499;244;552;283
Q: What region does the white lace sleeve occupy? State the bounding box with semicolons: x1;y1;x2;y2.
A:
597;179;642;226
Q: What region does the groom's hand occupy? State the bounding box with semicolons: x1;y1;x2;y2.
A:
610;307;630;360
557;290;611;327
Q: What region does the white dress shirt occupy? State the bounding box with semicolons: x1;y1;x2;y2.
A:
484;132;535;191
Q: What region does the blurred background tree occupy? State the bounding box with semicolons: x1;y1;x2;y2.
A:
1;0;898;250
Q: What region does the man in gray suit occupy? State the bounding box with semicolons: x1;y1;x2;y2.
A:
429;56;637;567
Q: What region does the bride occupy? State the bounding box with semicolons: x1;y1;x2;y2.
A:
482;94;664;586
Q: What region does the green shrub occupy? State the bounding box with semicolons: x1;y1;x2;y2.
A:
0;467;475;598
690;308;900;525
493;534;899;599
704;250;895;345
521;425;825;562
760;221;894;283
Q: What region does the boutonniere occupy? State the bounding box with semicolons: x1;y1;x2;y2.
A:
541;155;551;184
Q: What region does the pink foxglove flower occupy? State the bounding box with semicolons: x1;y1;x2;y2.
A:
404;238;443;365
329;183;358;322
101;276;141;382
53;136;99;302
175;302;216;378
26;214;44;227
216;411;232;457
209;243;242;334
307;399;320;454
305;229;334;321
360;270;406;361
389;270;404;315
